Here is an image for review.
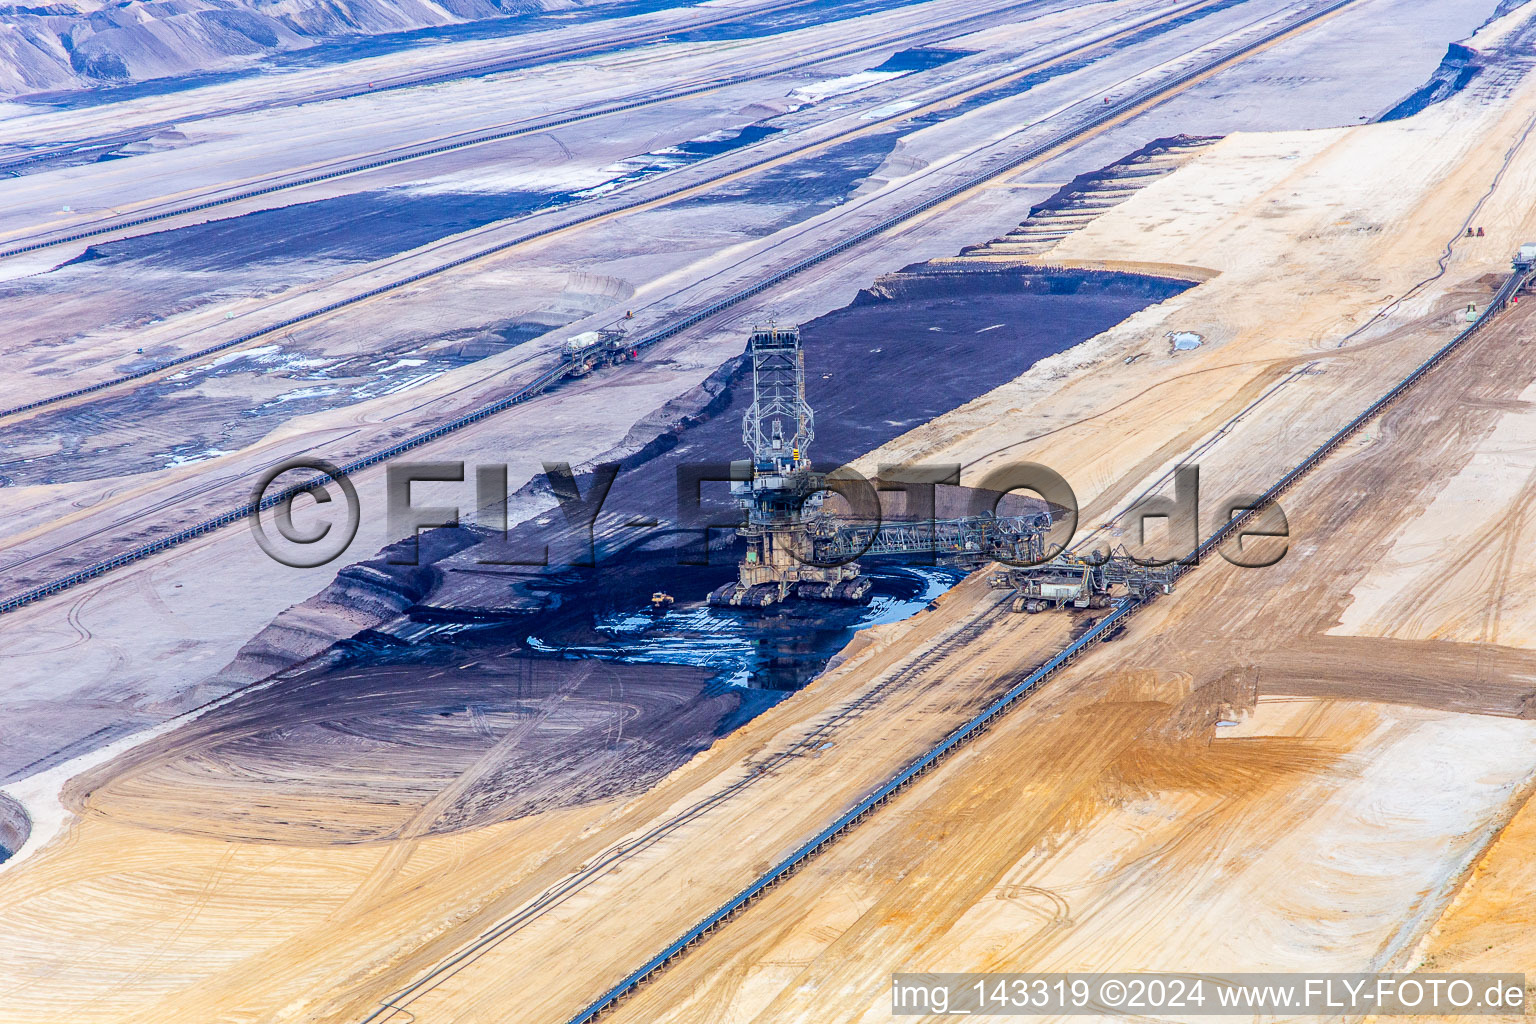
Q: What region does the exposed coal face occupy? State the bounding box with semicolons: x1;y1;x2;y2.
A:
416;264;1193;617
71;653;738;844
57;189;566;270
1379;43;1482;121
85;264;1191;843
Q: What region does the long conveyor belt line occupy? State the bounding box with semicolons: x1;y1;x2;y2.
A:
0;0;1076;260
560;595;1135;1024
0;0;831;175
552;261;1534;1023
0;0;1364;618
358;603;1014;1023
1189;262;1534;570
0;0;1236;420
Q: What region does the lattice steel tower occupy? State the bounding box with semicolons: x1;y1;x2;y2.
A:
712;324;866;608
743;324;814;475
709;323;1054;610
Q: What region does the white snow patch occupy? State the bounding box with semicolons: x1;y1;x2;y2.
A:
267;385;341;404
157;447;235;467
790;70;903;104
200;344;279;370
862;99;921;119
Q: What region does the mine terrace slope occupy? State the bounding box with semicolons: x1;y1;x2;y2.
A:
2;2;1535;1024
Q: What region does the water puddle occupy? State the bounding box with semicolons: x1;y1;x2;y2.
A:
524;565;962;692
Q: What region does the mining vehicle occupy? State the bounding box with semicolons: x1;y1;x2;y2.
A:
562;326;635;376
989;549;1176;613
708;322;1052;610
